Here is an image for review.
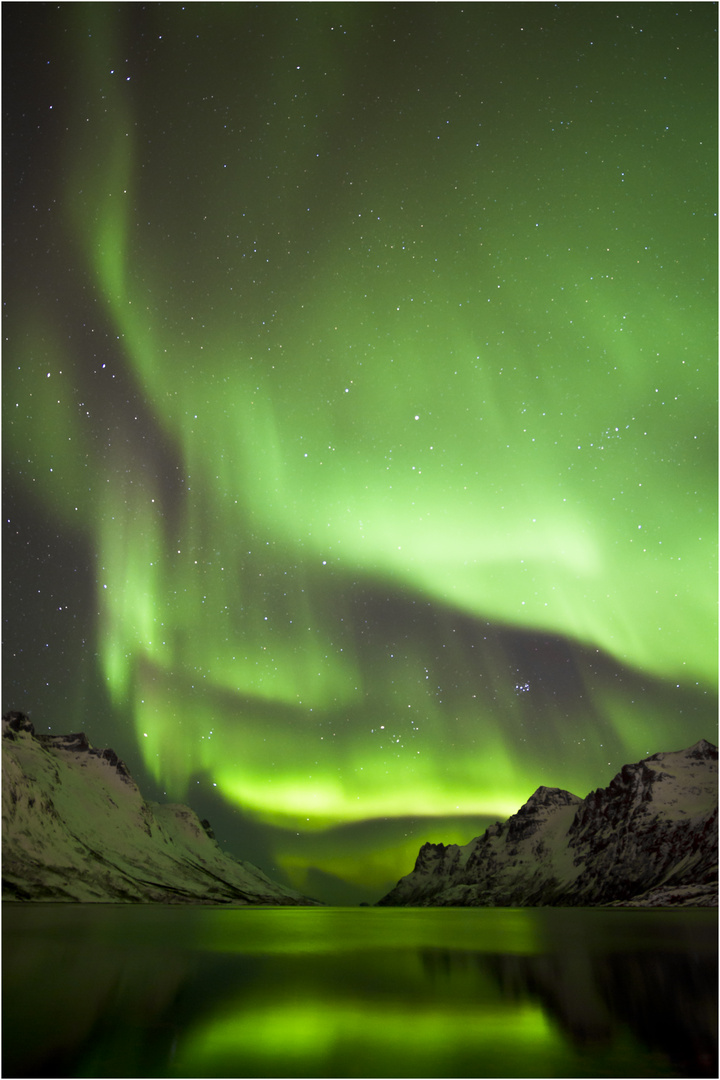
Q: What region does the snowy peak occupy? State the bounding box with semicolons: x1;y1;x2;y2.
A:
378;741;718;908
575;740;718;833
507;786;582;837
2;712;319;905
498;785;582;851
413;841;464;878
4;712;134;786
4;711;35;736
657;738;718;762
524;785;581;807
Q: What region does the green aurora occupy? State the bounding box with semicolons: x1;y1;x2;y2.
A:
4;4;716;900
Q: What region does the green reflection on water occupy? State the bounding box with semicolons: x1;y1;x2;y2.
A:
2;905;715;1078
173;999;556;1079
197;905;545;956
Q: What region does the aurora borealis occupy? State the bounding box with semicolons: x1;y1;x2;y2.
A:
4;3;717;902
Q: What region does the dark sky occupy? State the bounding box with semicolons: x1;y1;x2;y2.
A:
3;2;717;903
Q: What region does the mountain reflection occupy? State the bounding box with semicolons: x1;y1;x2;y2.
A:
420;944;717;1076
3;906;716;1079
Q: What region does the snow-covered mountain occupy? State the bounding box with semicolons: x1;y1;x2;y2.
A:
2;712;319;904
378;740;718;907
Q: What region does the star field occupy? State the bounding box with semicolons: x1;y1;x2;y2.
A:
3;3;716;902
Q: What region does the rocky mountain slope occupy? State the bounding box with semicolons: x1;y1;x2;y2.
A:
2;712;318;904
378;740;718;907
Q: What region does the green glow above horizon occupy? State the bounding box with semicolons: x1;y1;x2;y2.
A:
4;6;716;891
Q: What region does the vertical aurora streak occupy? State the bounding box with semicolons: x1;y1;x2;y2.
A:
3;4;716;898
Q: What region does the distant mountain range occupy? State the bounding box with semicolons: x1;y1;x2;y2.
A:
378;740;718;907
2;711;318;904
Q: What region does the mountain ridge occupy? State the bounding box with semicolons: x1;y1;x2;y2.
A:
377;740;718;907
2;711;319;904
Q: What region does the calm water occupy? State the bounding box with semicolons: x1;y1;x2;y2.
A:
2;904;716;1078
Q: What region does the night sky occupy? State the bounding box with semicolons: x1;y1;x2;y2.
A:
3;2;717;904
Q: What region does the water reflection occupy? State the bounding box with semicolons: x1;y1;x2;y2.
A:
2;906;716;1078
